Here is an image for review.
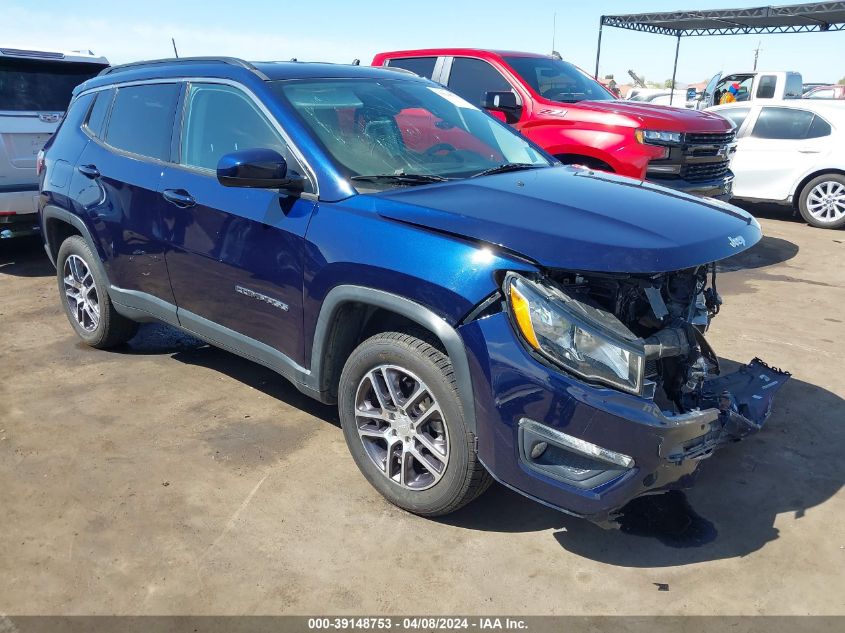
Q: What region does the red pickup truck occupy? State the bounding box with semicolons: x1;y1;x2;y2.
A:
372;49;737;199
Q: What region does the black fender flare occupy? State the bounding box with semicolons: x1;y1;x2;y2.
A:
41;204;102;268
308;286;477;433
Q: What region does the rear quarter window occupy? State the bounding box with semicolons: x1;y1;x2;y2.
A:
0;59;106;111
83;89;113;138
104;83;179;161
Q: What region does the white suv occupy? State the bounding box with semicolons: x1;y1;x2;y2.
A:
1;47;108;238
710;99;845;229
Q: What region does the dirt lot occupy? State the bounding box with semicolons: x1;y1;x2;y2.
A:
1;208;843;616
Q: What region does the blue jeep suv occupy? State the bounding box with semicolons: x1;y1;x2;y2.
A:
39;57;788;525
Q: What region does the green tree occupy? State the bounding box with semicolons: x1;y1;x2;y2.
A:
839;76;845;85
664;79;674;88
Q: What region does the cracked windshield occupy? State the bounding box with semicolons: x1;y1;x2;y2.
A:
272;78;550;189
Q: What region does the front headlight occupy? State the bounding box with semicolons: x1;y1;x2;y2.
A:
636;129;682;145
505;273;645;395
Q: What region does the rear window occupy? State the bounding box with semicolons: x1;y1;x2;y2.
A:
386;57;437;79
0;59;107;111
105;83;179;161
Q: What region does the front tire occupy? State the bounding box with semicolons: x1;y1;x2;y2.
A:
338;331;491;516
798;174;845;229
56;235;138;348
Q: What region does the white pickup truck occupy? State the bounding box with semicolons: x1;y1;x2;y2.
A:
692;71;803;110
1;47;108;239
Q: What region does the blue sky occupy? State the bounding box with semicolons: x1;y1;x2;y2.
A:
2;0;842;84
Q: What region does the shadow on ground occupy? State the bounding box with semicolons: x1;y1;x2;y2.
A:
719;234;799;272
113;322;339;427
442;363;843;567
0;236;53;277
113;323;844;567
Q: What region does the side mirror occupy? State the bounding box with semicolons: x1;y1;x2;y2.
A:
483;91;522;123
216;148;303;191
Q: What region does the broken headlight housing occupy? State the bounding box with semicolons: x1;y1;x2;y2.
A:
505;273;645;395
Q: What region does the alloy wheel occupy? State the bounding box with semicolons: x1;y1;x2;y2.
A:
806;180;845;224
63;254;100;332
354;364;449;490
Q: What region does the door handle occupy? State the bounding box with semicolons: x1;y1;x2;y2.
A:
77;164;100;179
162;189;196;208
798;149;820;154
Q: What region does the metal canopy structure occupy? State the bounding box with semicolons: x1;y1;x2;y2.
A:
594;2;845;104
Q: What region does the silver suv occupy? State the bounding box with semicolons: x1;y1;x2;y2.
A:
0;47;107;238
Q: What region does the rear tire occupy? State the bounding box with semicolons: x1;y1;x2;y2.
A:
338;331;491;516
56;235;138;348
798;174;845;229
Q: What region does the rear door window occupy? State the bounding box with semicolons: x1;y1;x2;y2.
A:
385;57;437;79
755;75;777;99
105;83;179;161
447;58;512;108
0;59;106;111
751;107;831;140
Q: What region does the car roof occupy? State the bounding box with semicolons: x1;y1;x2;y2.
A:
378;48;551;59
75;57;427;94
711;99;845;115
0;46;108;65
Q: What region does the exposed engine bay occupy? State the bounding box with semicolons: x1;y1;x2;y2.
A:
547;265;720;413
545;265;787;425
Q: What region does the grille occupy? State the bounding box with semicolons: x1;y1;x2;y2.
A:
682;160;731;182
684;131;735;145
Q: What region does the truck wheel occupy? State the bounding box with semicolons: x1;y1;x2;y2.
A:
56;235;138;348
338;331;491;516
798;174;845;229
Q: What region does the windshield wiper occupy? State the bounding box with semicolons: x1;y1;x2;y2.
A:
350;173;450;185
471;163;543;178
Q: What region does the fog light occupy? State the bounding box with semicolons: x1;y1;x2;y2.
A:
530;441;548;459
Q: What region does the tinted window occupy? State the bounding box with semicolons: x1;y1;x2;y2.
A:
181;83;312;191
386;57;437;79
505;56;616;103
105;83;179;160
784;74;803;99
447;58;512;107
84;89;112;138
751;107;830;140
720;107;751;130
0;59;107;111
756;75;777;99
807;114;832;138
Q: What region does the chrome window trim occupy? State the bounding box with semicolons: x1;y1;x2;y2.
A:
75;77;319;196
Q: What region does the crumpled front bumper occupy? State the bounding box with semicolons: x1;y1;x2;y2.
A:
459;312;790;526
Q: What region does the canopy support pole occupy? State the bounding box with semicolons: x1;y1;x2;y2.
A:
669;34;681;105
594;19;604;79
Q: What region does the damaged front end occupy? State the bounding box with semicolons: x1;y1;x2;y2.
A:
505;265;790;464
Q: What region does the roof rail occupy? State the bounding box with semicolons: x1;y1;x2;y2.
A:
99;56;268;80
